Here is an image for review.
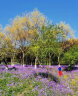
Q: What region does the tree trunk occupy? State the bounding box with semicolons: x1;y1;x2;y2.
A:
11;58;13;65
12;55;14;66
35;56;38;69
20;55;22;65
46;58;48;66
4;58;8;69
31;61;32;66
49;53;51;66
35;58;37;69
11;53;15;66
22;52;24;67
58;56;60;65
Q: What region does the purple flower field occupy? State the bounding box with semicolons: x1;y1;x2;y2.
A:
0;65;78;96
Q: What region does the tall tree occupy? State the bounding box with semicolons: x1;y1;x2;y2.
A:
29;9;47;68
5;9;47;66
5;16;32;66
56;22;75;65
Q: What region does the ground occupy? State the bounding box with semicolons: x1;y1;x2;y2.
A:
0;65;78;96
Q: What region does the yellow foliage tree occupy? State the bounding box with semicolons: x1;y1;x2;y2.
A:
4;9;47;66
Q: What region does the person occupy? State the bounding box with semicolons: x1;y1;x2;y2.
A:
58;65;62;76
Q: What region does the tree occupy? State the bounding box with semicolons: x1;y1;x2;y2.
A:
39;25;60;66
61;45;78;66
55;22;75;65
0;9;75;67
0;27;9;67
0;27;5;60
4;35;16;65
4;24;18;66
58;21;74;40
61;39;78;52
5;15;33;66
29;9;47;68
5;9;47;66
30;41;40;68
40;22;74;66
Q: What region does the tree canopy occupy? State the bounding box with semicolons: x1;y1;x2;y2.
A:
0;9;76;67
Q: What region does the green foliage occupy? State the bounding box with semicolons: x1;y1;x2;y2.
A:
0;9;75;65
61;45;78;65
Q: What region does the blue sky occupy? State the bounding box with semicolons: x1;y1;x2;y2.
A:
0;0;78;38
